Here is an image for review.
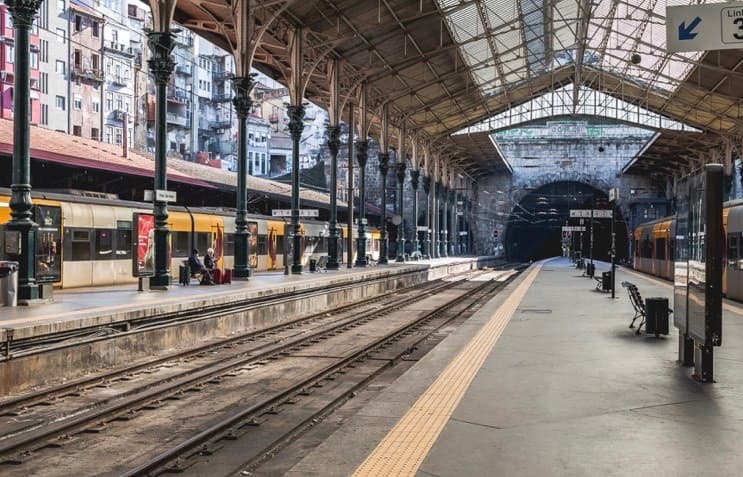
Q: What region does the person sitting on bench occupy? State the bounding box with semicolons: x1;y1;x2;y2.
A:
188;249;214;285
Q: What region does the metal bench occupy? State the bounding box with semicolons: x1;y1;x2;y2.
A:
365;254;377;266
315;255;328;272
622;281;647;333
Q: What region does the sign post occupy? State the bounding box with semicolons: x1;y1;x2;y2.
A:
666;2;743;53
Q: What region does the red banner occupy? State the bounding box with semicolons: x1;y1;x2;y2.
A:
133;213;155;277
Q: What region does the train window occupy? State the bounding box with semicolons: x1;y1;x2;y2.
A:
70;228;92;261
641;238;653;259
224;233;234;257
95;229;113;259
727;233;739;268
196;233;210;253
257;235;267;255
655;239;666;260
172;232;190;256
116;229;132;258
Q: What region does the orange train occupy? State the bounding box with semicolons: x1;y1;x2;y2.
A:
633;199;743;301
0;189;381;289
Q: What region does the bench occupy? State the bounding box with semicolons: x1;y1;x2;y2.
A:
314;255;328;272
179;261;204;286
410;251;423;261
365;254;377;266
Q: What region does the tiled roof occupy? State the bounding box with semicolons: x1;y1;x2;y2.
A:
0;119;342;208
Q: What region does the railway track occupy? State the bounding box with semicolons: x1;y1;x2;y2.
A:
0;266;521;476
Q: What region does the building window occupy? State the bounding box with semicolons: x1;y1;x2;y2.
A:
116;94;123;110
105;92;113;111
5;45;14;64
55;95;65;110
56;28;66;44
73;49;81;68
91;127;99;140
74;15;82;32
41;104;48;125
55;60;65;75
91;54;99;71
92;21;99;38
40;39;48;63
57;0;65;12
105;126;112;143
114;128;122;144
30;51;39;69
73;125;82;136
40;72;48;93
73;96;81;110
92;100;99;113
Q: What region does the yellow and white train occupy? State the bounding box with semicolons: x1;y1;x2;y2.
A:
0;189;381;289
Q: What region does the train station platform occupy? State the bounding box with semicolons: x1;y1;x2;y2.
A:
286;257;743;477
0;256;496;394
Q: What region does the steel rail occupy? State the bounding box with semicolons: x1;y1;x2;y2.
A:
0;272;488;461
121;269;520;477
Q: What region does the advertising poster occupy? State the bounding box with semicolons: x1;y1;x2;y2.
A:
132;213;155;277
248;221;258;268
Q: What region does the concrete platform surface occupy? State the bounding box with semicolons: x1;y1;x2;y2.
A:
286;258;743;477
0;257;491;342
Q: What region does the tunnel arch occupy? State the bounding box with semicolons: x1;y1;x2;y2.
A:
505;181;628;262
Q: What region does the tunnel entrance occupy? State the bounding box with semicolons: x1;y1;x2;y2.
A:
505;181;628;262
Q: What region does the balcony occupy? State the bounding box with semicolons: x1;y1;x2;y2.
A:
104;41;135;57
175;64;191;76
212;69;231;81
110;74;129;86
210;119;231;130
166;87;189;103
112;109;127;121
212;92;231;102
71;67;104;83
166;113;189;127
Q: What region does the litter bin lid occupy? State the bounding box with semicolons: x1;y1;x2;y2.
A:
0;260;19;270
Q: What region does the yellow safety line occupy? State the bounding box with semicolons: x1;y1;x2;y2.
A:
352;264;542;477
622;267;743;316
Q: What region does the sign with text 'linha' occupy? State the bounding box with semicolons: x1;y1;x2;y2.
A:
667;2;743;53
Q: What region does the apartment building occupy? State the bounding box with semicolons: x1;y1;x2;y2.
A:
0;3;41;124
37;0;69;132
69;2;103;140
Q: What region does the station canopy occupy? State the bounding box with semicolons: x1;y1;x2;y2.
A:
175;0;743;176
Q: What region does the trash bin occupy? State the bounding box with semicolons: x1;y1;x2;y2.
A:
601;271;612;291
645;297;670;336
178;264;190;286
0;260;19;307
309;259;317;272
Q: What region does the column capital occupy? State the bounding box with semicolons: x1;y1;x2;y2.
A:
6;0;42;28
147;31;176;85
355;140;369;167
328;126;341;157
287;104;305;141
231;76;255;119
411;168;420;190
422;174;431;194
396;159;407;184
378;151;389;175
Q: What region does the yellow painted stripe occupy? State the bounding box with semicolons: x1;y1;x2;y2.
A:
352;263;542;477
622;267;743;316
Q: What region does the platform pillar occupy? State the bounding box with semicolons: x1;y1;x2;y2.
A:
410;169;420;257
355;140;369;267
288;104;305;274
346;99;355;268
395;159;407;262
4;0;44;303
147;30;176;289
327;125;341;270
231;76;254;279
422;174;431;259
440;184;448;258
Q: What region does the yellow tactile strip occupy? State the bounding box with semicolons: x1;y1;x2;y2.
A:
352;264;542;477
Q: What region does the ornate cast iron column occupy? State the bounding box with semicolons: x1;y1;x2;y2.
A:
449;190;457;256
147;30;176;288
232;76;254;279
410;168;420;256
288;104;305;274
327;125;341;270
4;0;44;302
395;159;407;262
422;174;431;259
354;140;369;266
440;184;448;258
378;152;390;264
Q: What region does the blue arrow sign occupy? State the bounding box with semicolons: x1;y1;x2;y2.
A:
679;16;702;40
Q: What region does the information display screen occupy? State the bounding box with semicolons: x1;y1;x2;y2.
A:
673;180;689;333
687;172;706;341
34;205;62;283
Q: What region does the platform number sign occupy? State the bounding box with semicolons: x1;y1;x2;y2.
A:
667;2;743;53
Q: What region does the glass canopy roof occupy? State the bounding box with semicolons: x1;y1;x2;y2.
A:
454;84;699;134
437;0;728;97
